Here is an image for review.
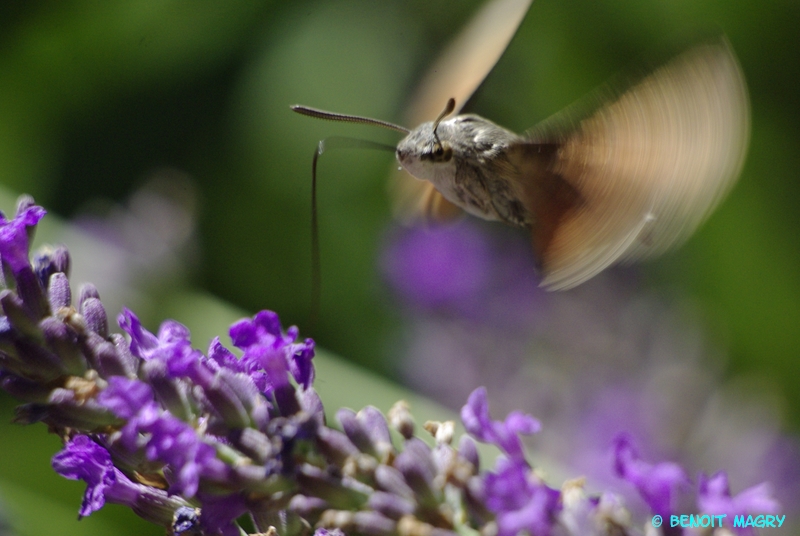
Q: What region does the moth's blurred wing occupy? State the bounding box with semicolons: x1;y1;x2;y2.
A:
525;38;749;290
390;0;533;224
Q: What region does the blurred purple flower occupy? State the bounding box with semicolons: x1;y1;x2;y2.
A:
381;222;490;310
613;433;690;516
698;471;780;535
383;219;800;525
381;221;545;324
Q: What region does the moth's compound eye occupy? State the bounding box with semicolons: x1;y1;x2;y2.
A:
432;142;453;163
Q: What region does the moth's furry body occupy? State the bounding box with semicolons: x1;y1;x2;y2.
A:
397;115;532;227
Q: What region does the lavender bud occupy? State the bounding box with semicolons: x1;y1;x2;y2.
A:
47;272;72;311
319;511;398;536
110;333;138;375
358;406;393;462
46;387;120;429
373;465;415;501
81;297;108;338
0;349;29;378
457;435;480;472
197;368;250;430
230;463;270;488
298;387;325;426
13;403;50;424
217;369;261;413
14;336;66;381
140;360;192;421
395;438;438;507
398;516;458;536
84;333;133;377
296;464;369;509
1;289;39;339
14;266;48;320
337;408;378;457
40;317;86;375
352;511;397;536
129;484;195;527
229;428;274;464
34;246;71;289
0;373;51;402
367;492;415;519
316;427;359;466
288;495;328;519
78;283;100;303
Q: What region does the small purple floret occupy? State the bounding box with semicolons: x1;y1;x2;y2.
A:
52;435;116;517
230;310;315;392
613;433;690;516
483;457;560;536
461;387;540;461
698;471;780;535
0;204;46;274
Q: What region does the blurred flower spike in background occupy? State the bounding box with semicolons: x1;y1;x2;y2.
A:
382;218;800;528
0;195;788;535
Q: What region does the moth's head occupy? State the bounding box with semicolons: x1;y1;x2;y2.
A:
396;97;462;182
396;120;456;179
396;114;515;183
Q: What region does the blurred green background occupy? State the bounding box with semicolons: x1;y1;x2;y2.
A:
0;0;798;534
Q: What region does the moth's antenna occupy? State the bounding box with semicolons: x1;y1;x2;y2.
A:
307;136;396;329
292;105;410;135
432;98;456;144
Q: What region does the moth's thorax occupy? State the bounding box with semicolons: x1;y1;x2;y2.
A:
396;114;529;225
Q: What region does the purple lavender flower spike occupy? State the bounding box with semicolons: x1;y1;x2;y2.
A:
462;387;540;462
1;196;787;536
698;471;780;535
613;433;690;517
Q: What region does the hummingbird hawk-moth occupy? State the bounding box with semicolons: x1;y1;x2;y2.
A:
292;0;749;290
